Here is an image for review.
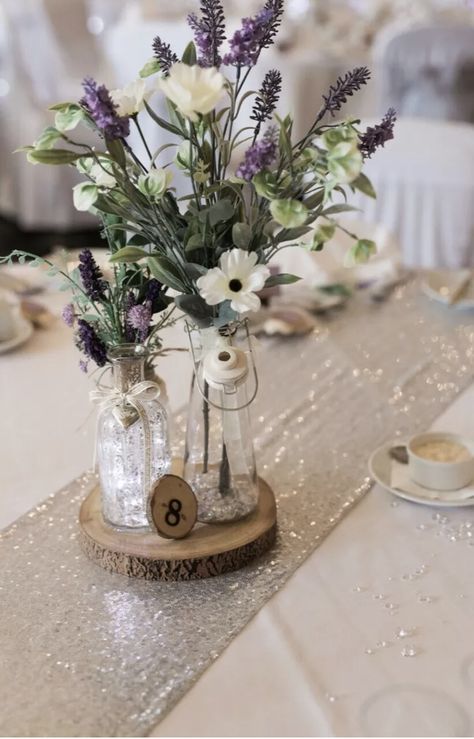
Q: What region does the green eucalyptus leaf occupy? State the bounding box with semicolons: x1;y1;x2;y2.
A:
185;234;204;252
182;41;197;65
265;273;301;287
109;246;149;263
275;226;311;244
174;293;213;326
352;172;376;199
147;255;185;292
127;234;150;246
303;191;325;210
184;263;207;280
232;222;252;249
207;199;235;227
322;204;359;216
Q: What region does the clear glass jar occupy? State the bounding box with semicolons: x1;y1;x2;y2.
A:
183;325;258;523
97;345;171;530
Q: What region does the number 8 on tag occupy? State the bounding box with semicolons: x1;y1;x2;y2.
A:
150;475;198;539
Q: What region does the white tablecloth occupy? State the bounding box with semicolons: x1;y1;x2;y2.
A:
2;266;474;736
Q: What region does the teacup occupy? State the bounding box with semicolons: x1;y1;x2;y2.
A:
0;297;15;342
407;432;474;491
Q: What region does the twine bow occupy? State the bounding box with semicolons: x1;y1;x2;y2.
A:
89;380;161;497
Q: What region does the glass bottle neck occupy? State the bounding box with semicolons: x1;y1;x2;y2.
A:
109;345;147;393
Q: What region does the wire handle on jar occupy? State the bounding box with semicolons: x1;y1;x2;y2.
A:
185;319;259;412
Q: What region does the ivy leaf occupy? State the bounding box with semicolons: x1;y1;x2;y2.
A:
72;183;98;211
264;273;301;288
54;105;84;132
34;127;62;150
344;239;377;266
270;199;308;228
109;246;149;263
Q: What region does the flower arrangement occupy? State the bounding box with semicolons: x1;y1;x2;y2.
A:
3;0;395;363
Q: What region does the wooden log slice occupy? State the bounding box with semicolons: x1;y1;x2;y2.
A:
79;478;277;581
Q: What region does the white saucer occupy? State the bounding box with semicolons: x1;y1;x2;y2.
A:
0;315;34;355
422;270;474;310
368;442;474;508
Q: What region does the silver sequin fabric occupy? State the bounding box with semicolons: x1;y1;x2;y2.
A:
1;280;473;737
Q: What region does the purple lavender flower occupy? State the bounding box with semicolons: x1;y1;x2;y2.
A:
152;36;178;75
251;69;282;136
359;108;397;158
223;8;272;67
127;302;152;343
76;319;107;367
79;359;89;373
62;303;75;327
236;128;277;181
124;290;136;342
78;249;107;302
188;0;226;68
80;78;130;139
223;0;283;67
320;67;371;119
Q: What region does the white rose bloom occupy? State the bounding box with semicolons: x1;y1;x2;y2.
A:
89;161;116;189
159;63;225;121
110;79;150;117
197;249;270;313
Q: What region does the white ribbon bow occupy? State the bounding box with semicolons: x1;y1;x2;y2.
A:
89;380;161;498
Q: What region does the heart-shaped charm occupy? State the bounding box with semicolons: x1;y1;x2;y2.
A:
112;404;139;429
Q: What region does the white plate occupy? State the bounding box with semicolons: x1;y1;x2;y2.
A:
422;270;474;310
368;442;474;507
0;315;33;355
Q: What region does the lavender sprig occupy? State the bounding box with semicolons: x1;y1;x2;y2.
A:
321;67;371;118
251;69;282;135
80;78;129;139
260;0;284;49
127;302;152;343
77;319;108;367
152;36;179;75
187;0;226;68
359;108;397;158
78;248;107;302
223;7;273;67
236;127;277;181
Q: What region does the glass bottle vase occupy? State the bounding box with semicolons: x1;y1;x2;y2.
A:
183;326;259;523
97;345;171;530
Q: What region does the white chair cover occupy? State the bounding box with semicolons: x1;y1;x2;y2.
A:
352;118;474;268
374;23;474;123
0;0;118;229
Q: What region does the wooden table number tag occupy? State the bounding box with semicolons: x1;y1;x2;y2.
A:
149;475;198;539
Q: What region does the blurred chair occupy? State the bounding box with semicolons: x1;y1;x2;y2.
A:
0;0;124;230
374;24;474;123
352;118;474;268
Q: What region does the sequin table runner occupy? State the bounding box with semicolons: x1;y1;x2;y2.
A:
1;280;473;737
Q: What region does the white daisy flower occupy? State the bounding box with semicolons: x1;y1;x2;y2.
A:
196;249;270;313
